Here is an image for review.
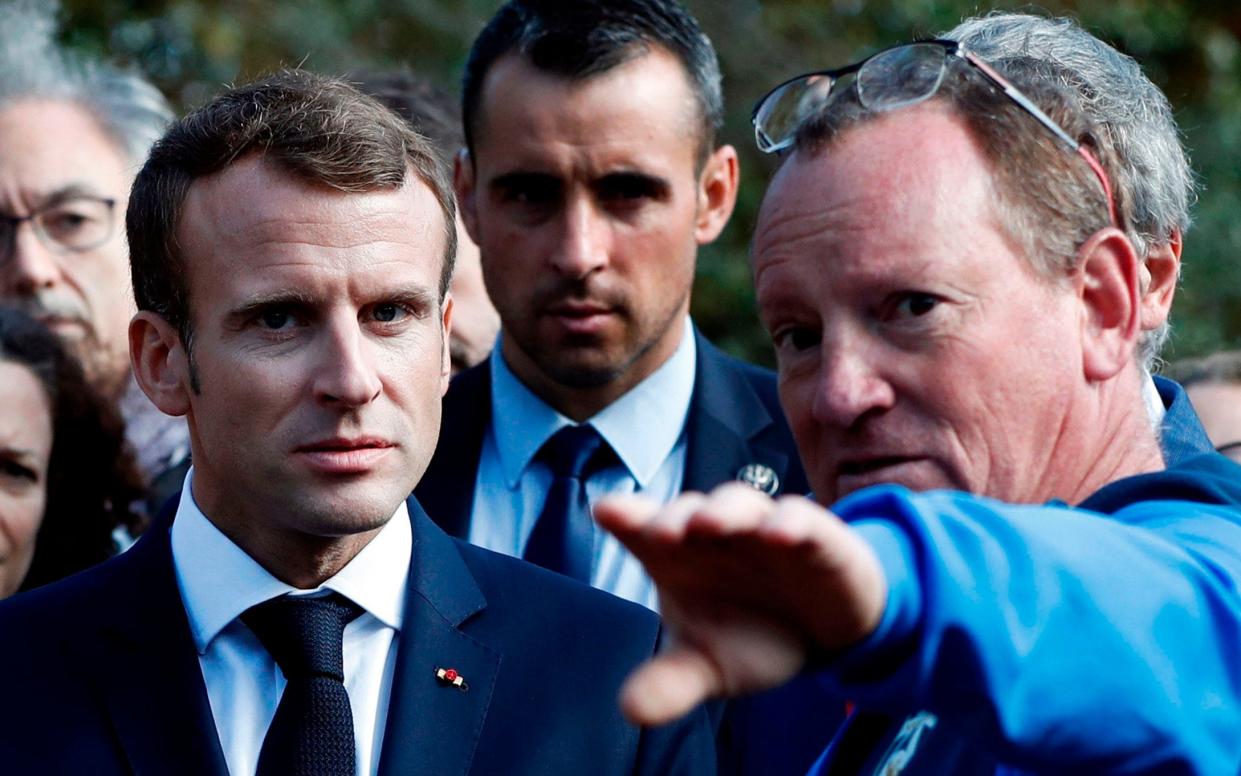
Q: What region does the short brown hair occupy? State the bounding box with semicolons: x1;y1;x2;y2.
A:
792;55;1121;282
127;69;457;346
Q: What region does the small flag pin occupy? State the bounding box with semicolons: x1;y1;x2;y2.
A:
436;667;469;691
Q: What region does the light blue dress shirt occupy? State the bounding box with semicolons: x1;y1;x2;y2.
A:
468;318;698;610
170;469;411;776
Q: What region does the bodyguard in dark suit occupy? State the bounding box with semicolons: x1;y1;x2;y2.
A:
417;3;829;773
422;0;810;606
0;69;713;776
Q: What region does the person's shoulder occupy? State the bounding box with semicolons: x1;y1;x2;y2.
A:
0;552;133;668
1083;452;1241;515
442;358;492;407
1;547;132;615
697;334;779;390
692;333;788;425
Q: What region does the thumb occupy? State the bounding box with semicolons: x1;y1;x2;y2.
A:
619;643;722;726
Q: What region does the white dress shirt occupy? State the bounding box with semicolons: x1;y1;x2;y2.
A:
469;317;697;610
170;469;411;776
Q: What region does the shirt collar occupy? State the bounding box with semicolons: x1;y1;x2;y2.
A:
170;468;411;654
1142;369;1167;428
490;317;697;488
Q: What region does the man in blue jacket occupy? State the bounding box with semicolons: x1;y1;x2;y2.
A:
598;36;1241;774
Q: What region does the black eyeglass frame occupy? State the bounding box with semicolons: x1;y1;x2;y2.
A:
751;39;1118;227
0;195;119;262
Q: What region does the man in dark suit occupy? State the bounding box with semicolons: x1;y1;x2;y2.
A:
419;0;809;605
414;5;827;772
0;69;713;775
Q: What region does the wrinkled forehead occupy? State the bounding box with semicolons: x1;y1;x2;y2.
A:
0;98;134;206
755;105;1004;263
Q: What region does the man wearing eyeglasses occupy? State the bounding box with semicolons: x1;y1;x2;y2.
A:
0;2;187;511
598;37;1241;774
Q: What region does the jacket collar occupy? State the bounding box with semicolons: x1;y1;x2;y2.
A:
377;498;498;775
88;517;231;776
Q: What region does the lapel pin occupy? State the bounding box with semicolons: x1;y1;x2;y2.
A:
436;667;469;691
736;463;780;496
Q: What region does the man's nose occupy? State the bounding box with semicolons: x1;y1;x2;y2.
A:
549;196;609;279
313;319;383;408
2;222;61;294
811;339;896;429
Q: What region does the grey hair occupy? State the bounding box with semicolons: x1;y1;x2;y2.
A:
0;0;173;166
945;12;1195;368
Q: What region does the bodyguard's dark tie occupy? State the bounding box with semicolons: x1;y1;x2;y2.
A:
242;592;364;776
523;424;616;583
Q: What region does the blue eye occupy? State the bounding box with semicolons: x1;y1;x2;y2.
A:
893;293;939;319
372;303;402;323
261;309;292;329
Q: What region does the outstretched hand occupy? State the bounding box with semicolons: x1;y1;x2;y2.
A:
594;483;887;726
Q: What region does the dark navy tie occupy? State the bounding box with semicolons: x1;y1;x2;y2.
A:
523;424;616;583
242;592;364;776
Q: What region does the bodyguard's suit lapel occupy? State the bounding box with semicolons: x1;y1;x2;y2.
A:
88;521;229;776
682;332;798;495
417;361;491;537
378;499;499;776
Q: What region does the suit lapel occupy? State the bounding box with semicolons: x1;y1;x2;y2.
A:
378;499;499;776
86;521;229;776
416;361;492;538
682;332;794;495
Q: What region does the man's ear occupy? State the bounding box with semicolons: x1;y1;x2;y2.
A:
1076;228;1142;382
694;144;740;245
129;311;192;416
1139;229;1182;331
454;149;481;245
440;293;454;396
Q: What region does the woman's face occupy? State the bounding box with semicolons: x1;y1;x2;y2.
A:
0;360;53;598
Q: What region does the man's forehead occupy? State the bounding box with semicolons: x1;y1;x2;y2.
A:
181;156;441;246
175;156;447;305
0;98;133;203
472;48;701;169
757;106;1000;252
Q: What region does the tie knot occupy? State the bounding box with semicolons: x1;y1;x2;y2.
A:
538;424;615;479
242;592;364;682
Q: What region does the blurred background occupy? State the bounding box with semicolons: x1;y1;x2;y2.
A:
60;0;1241;367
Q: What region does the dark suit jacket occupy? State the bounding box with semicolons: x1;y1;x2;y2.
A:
416;330;810;532
0;498;715;775
415;331;838;775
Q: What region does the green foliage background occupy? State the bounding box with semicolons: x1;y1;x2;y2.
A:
60;0;1241;367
